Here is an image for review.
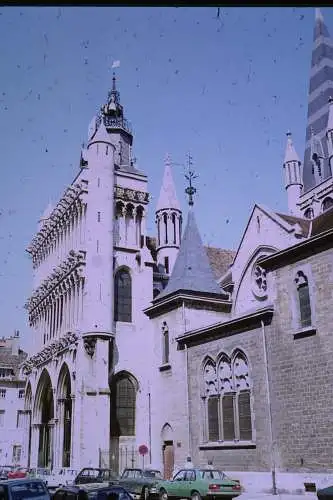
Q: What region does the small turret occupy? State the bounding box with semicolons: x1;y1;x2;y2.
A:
155;154;182;275
283;132;303;216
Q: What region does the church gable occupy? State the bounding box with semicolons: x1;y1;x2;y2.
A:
231;204;309;316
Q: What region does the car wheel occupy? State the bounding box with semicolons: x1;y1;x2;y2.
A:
191;491;202;500
141;486;149;500
159;489;168;500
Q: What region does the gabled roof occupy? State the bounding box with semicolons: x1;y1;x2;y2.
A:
156;209;224;300
311;205;333;235
205;247;235;280
275;212;311;237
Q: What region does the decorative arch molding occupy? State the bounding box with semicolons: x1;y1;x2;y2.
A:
111;370;139;392
233;245;278;314
56;362;72;399
33;368;54;421
25;382;33;411
161;423;173;441
322;196;333;212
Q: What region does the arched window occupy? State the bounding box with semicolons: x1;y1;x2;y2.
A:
322;197;333;212
162;322;170;365
172;213;177;244
202;351;253;443
114;375;136;436
295;271;312;328
163;213;168;245
304;207;314;219
114;269;132;322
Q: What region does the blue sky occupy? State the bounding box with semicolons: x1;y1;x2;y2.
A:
0;6;330;351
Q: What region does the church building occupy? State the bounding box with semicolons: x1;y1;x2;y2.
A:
21;7;333;495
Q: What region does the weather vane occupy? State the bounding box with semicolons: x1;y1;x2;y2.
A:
185;152;198;206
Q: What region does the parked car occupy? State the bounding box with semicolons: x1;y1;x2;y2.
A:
28;468;53;486
52;483;132;500
0;466;14;481
117;469;163;500
151;468;242;500
0;478;50;500
317;485;333;499
7;467;29;479
45;468;79;491
74;469;118;485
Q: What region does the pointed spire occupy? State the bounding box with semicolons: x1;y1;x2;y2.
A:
156;154;181;212
156;210;222;299
302;7;333;190
88;119;112;146
315;8;323;21
284;131;300;164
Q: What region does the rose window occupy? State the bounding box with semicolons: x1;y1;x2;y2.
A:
252;263;268;299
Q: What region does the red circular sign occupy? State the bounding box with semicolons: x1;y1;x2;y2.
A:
138;444;149;456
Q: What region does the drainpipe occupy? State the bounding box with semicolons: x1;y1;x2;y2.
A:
261;319;277;495
148;382;152;465
182;301;191;460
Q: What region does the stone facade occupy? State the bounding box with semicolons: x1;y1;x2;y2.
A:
0;332;27;466
19;9;333;496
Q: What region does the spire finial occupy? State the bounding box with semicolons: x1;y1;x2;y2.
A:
112;72;116;91
315;7;324;22
184;152;197;207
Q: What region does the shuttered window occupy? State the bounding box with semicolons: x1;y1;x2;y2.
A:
207;397;219;442
238;391;252;441
298;283;311;328
222;394;235;440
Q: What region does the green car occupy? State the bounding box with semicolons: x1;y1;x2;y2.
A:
116;468;163;500
152;468;242;500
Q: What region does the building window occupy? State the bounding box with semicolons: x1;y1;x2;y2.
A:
0;390;6;399
164;256;169;275
322;196;333;212
295;271;312;328
0;411;5;427
114;375;136;436
17;411;25;428
203;351;253;443
114;268;132;322
18;390;25;399
304;207;314;219
172;213;177;244
163;213;168;244
97;212;101;222
162;322;170;365
12;445;21;465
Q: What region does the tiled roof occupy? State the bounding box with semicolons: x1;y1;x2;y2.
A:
204;247;235;280
156;210;224;299
275;212;311;236
146;236;234;280
0;348;28;378
311;206;333;236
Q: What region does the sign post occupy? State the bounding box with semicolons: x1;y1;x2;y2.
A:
138;444;149;470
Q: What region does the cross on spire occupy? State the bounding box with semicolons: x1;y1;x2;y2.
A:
185;152;197;206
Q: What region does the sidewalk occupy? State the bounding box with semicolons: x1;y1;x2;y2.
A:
238;493;317;500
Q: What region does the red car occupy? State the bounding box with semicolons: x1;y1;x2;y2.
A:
7;467;28;479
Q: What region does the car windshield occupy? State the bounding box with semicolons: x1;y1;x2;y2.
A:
10;482;47;500
198;470;225;480
80;469;100;477
143;471;162;479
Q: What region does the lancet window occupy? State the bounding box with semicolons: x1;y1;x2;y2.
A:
202;351;253;443
114;268;132;323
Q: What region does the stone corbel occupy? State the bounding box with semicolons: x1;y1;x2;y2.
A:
83;337;97;358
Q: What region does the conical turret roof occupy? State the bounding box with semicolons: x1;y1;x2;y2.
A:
156;155;181;212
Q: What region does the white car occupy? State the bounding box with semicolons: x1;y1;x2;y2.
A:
46;468;78;490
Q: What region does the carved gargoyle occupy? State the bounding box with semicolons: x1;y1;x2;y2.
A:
84;337;96;358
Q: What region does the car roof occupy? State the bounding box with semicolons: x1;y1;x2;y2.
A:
0;479;46;486
61;483;126;493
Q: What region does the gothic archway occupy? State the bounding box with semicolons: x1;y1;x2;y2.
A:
34;370;54;468
110;371;138;473
24;383;32;467
57;363;72;467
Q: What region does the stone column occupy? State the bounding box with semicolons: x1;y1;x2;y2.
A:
31;423;40;467
70;394;75;466
57;399;65;468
